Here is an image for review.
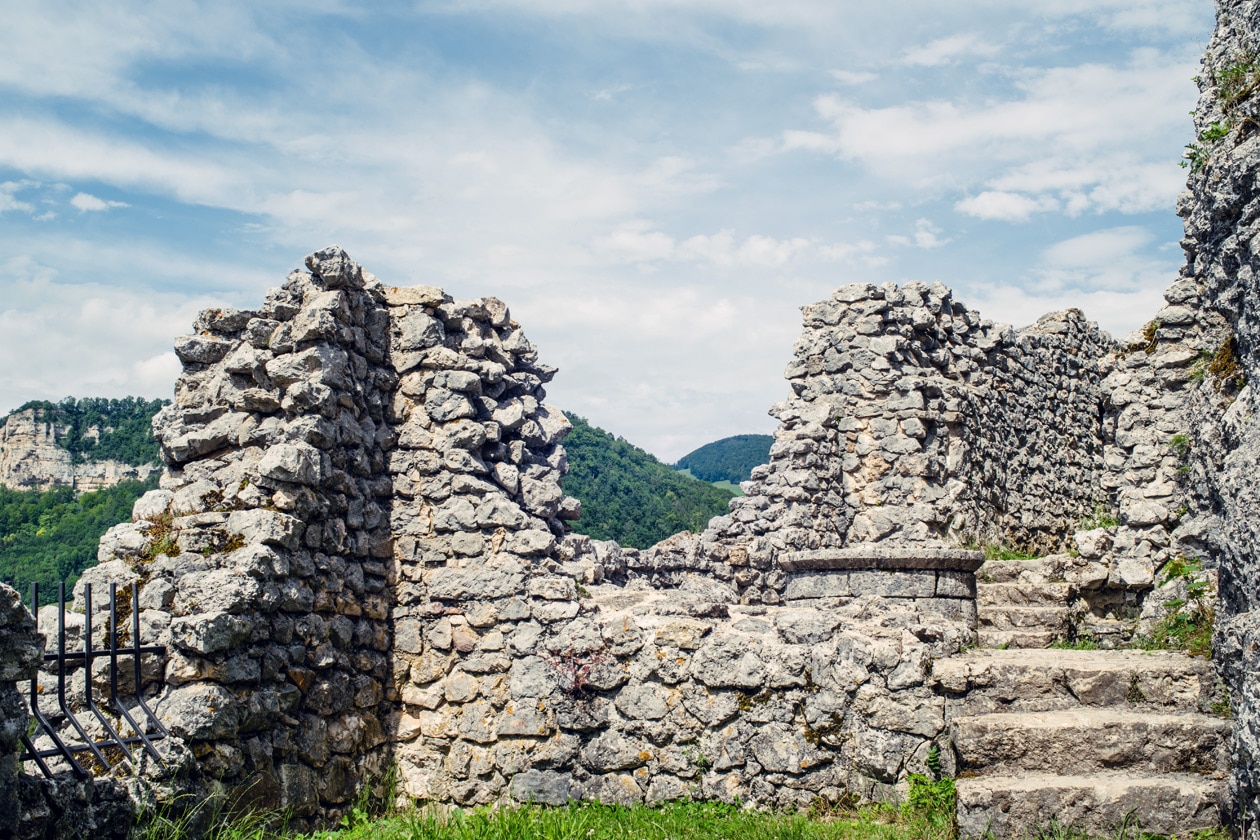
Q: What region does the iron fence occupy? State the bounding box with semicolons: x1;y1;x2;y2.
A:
19;581;168;778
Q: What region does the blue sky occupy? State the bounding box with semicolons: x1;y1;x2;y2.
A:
0;0;1215;461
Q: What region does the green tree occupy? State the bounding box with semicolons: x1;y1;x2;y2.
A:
675;434;774;484
0;477;157;602
15;396;166;465
562;414;735;548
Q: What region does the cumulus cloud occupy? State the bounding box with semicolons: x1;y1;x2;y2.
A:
888;219;949;249
959;225;1178;337
830;70;877;85
956;190;1060;221
70;192;129;212
0;255;219;414
591;223;884;270
903;33;1000;66
0;181;34;213
784;48;1198;217
0;0;1214;457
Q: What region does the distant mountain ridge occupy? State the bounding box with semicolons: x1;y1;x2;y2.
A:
675;433;773;484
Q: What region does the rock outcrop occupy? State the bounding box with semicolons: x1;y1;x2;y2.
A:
0;408;158;493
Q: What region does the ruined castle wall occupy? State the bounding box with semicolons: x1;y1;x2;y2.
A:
73;250;402;828
20;232;1236;829
37;250;983;825
1172;0;1260;832
698;282;1119;607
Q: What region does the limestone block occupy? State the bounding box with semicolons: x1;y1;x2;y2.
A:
784;571;851;601
385;285;446;307
690;640;766;689
750;722;824;774
170;612;253;654
264;344;350;389
581;731;651;772
157;682;241;740
174;334;234;365
227;508;304;549
173;569;261;616
654;619;712;650
615;684;670;720
849;570;936;599
528;577;577;601
1075;528;1113;560
497;702;553;737
854;688;944;738
510;770;571;805
305;246;363;287
258;442;323;486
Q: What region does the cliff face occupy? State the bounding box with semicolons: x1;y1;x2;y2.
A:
0;408;158;493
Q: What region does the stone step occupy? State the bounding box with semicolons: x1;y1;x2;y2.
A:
951;708;1230;776
977;555;1111;590
977;581;1072;607
976;628;1059;649
955;772;1225;839
932;648;1218;714
978;605;1070;631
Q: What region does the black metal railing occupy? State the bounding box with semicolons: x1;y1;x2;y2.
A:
19;582;169;778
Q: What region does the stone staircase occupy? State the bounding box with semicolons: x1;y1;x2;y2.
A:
937;560;1231;838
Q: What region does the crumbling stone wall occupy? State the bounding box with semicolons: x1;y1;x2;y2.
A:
11;226;1241;830
0;583;41;839
1171;0;1260;834
46;249;985;825
696;282;1133;609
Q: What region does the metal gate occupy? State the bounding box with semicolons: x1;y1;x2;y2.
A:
19;582;168;778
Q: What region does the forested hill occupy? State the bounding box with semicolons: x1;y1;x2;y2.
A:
0;477;158;601
675;433;774;484
0;396;166;599
15;396;166;465
561;413;735;548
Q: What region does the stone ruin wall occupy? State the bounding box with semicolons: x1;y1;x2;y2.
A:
1174;0;1260;833
0;232;1227;840
37;249;984;831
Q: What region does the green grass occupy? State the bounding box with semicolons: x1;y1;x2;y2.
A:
1079;503;1120;531
981;543;1039;562
1048;638;1101;651
133;800;1237;840
136;800;957;840
307;800;956;840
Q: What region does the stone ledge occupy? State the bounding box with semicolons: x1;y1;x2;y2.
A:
779;545;985;573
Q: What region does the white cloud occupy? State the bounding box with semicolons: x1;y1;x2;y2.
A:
888;218;949;249
591;83;634;102
819;240;881;263
0;0;1215;459
590;223;875;271
956;190;1059;221
70;192;129;212
903;33;1000;66
786;47;1198;220
0;255;220;415
830;70;877;85
0;181;34;213
967;226;1179;328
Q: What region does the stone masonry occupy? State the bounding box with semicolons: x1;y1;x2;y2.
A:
10;6;1260;835
2;237;1217;836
